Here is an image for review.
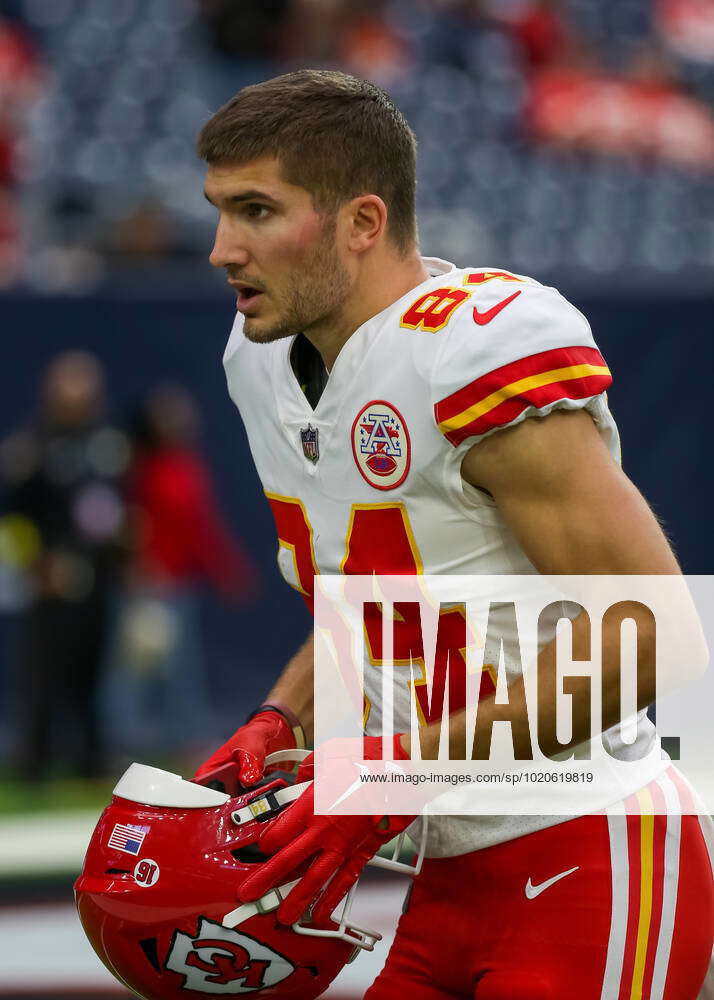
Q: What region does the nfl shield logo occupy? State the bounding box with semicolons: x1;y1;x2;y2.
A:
300;424;319;463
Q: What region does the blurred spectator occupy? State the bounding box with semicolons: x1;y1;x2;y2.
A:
198;0;292;98
0;351;129;780
101;383;257;765
282;0;411;84
0;12;43;285
657;0;714;64
336;2;412;85
528;44;714;167
491;0;577;72
513;0;570;69
0;13;42;186
0;183;19;286
103;200;195;269
199;0;292;61
281;0;350;66
112;202;175;260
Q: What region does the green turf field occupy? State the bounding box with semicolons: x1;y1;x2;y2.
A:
0;776;114;816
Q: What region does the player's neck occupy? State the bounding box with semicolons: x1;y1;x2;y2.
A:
307;251;429;371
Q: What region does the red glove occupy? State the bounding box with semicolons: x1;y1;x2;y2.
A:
238;735;415;925
194;709;299;788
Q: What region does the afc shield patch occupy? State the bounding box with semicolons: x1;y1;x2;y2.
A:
351;400;410;490
165;917;295;994
300;424;319;464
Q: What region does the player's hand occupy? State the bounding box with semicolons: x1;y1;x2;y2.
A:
194;710;297;789
237;735;416;925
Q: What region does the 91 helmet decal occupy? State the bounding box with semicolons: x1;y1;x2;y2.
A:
74;754;423;1000
134;858;160;886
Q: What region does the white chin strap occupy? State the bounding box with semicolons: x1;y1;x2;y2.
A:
222;877;381;953
222;748;426;952
229;778;305;825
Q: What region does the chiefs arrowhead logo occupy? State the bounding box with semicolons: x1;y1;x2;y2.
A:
165;918;295;993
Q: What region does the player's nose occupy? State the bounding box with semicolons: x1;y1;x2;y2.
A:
209;220;250;269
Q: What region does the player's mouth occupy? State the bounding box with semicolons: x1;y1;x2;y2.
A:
229;280;265;315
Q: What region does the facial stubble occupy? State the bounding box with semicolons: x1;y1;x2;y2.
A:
242;216;351;345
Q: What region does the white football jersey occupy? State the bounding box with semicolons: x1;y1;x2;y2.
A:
223;257;666;855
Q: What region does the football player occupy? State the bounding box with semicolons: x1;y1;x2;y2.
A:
194;70;713;999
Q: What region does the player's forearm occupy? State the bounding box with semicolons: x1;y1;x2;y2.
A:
265;631;315;744
400;605;658;761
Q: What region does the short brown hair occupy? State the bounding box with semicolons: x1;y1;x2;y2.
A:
197;70;418;254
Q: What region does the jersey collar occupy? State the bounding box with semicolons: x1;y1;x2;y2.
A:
272;256;457;453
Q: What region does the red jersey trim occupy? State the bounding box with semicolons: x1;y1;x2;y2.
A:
434;345;611;447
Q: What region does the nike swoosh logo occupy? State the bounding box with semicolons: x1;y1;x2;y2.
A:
472;290;522;326
525;865;579;900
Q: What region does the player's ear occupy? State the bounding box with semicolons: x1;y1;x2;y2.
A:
345;195;387;254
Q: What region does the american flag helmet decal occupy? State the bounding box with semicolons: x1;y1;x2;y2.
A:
107;823;150;855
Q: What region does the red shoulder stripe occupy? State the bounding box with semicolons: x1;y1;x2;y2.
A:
434;345;611;447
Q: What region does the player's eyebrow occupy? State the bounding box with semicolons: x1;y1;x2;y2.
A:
203;189;280;207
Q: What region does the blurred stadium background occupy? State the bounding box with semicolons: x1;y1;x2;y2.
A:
0;0;712;996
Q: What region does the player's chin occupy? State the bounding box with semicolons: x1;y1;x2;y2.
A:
243;316;297;344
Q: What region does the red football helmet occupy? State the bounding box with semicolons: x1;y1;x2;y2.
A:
75;752;423;999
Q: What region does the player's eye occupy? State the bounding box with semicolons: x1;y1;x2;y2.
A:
244;203;271;220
